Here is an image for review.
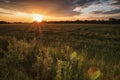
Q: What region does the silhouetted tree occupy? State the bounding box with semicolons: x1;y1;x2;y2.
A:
0;21;9;24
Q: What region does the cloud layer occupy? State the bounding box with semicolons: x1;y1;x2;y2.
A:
0;0;120;18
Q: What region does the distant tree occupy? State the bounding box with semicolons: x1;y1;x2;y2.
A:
14;22;23;24
109;18;120;24
109;18;117;21
0;21;9;24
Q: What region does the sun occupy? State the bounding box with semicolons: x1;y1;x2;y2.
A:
34;16;42;22
33;14;43;22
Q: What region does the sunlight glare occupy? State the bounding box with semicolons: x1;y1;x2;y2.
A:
33;14;43;22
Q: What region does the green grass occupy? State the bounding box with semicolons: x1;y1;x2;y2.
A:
0;23;120;80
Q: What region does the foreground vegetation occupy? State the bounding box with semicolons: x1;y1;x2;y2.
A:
0;23;120;80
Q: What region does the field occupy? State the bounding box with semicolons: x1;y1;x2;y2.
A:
0;23;120;80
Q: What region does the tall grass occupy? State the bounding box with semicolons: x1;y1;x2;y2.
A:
0;37;119;80
0;24;120;80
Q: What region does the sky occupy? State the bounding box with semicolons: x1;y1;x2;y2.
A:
0;0;120;22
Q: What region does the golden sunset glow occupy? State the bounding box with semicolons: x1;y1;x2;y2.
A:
32;14;43;22
0;0;119;22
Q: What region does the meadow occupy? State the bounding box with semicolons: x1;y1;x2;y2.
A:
0;23;120;80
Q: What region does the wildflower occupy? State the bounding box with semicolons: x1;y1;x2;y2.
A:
87;66;101;80
70;51;77;60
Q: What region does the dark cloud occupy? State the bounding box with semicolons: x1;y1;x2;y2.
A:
73;0;110;7
90;11;103;14
111;0;120;5
103;9;120;14
0;0;119;16
73;0;98;7
0;0;78;16
91;9;120;14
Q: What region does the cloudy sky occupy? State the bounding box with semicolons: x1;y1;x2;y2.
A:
0;0;120;22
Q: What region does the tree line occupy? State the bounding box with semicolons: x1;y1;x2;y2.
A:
46;18;120;24
0;18;120;24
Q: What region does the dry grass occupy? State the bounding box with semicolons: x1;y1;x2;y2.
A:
0;23;120;80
